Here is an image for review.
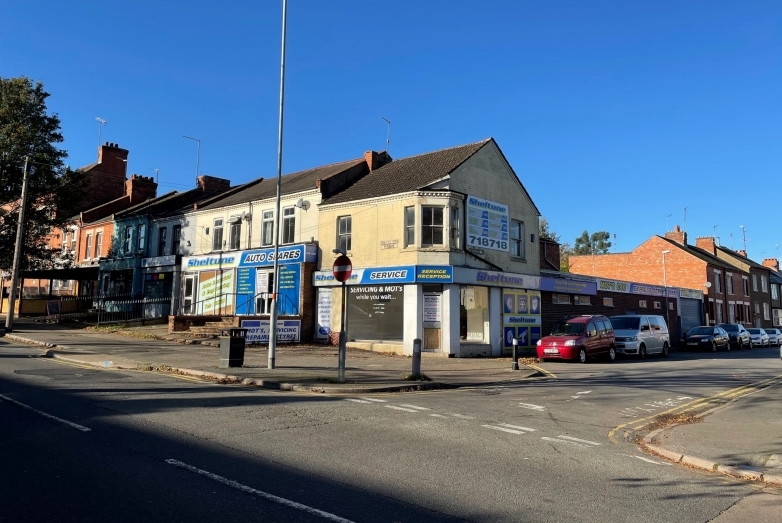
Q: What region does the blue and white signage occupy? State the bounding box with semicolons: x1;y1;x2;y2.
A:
416;266;453;283
466;196;509;252
453;267;541;290
313;266;416;286
182;254;238;270
239;244;316;268
240;319;301;344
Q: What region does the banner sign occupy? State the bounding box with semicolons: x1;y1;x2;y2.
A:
182;254;238;270
315;289;332;339
240;319;301;344
679;288;704;299
313;266;415;286
416;266;453;283
597;278;678;298
502;289;541;349
453;267;541;290
239;244;317;267
466;196;509;252
540;277;597;295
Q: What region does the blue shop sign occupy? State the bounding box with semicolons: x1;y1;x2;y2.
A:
363;266;416;284
539;277;597;295
239;245;315;268
415;266;453;283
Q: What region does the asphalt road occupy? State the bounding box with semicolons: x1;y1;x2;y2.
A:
1;336;781;523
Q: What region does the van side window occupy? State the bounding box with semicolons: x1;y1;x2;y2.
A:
587;322;597;337
641;319;651;331
648;317;660;331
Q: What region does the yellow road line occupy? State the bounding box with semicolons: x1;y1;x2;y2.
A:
608;373;782;446
48;359;101;371
527;364;557;379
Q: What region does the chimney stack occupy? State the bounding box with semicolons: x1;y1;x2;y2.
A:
197;175;231;192
763;258;780;272
364;151;379;171
737;249;747;258
664;225;687;245
695;236;716;254
125;174;158;204
97;142;129;178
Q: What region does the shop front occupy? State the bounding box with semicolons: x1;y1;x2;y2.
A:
312;265;542;357
99;257;142;297
141;254;178;317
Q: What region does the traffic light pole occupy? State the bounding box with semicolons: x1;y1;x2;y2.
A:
5;156;30;333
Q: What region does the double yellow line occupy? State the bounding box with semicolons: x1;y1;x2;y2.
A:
608;373;782;446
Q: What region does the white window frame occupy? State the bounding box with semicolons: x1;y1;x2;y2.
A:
726;272;733;295
261;210;274;247
125;226;134;254
603;297;614;307
229;222;241;250
337;216;352;253
510;220;525;259
728;302;735;323
212;218;224;251
716;300;724;323
639;300;647;308
743;276;750;296
753;274;758;292
773;284;779;301
762;275;768;293
421;206;444;247
172;225;181;254
653;301;662;309
70;229;77;253
282;207;295;245
450;206;461;250
85;234;93;260
137;224;146;253
764;302;770;320
714;270;722;294
95;231;103;258
404;206;415;247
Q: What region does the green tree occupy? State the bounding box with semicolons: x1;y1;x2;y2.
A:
0;76;86;270
573;230;612;255
538;217;560;243
559;242;573;272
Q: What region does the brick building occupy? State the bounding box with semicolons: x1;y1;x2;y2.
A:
763;259;782;327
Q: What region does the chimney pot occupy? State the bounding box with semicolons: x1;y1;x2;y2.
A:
664;225;687;245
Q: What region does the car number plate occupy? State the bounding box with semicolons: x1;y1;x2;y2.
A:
543;348;559;354
687;342;697;346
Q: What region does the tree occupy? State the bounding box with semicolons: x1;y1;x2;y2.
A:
0;76;86;270
559;242;573;272
573;230;612;255
538;217;560;243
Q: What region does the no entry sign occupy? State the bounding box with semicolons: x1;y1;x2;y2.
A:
332;255;352;282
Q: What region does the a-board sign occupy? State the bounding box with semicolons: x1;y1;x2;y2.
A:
46;300;61;317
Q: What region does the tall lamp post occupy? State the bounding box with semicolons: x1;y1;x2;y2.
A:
662;250;671;333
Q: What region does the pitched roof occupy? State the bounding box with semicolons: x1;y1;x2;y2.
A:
197;158;367;211
112;191;180;220
715;246;770;271
322;139;491;205
658;236;740;271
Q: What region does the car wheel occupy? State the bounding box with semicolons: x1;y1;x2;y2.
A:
711;341;718;352
639;344;647;359
662;343;670;357
578;347;587;364
607;346;616;362
725;341;730;351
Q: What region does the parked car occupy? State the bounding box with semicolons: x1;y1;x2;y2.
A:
683;326;730;352
746;328;770;347
717;323;752;350
764;328;782;346
536;315;616;363
609;314;670;358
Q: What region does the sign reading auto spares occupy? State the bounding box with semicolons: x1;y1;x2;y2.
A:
239;245;316;267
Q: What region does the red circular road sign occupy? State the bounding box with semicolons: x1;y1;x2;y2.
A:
332;255;352;282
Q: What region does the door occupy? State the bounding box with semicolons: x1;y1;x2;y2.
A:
183;275;195;314
586;321;600;355
423;293;442;351
639;317;656;352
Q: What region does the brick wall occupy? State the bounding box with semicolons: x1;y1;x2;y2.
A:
539;239;560;271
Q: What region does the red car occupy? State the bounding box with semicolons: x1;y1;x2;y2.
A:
536;315;616;363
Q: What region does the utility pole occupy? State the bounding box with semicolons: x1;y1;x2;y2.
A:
5;156;30;333
268;0;288;370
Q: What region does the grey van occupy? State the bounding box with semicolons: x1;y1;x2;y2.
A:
609;315;671;358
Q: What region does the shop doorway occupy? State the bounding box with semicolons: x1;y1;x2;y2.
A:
423;285;442;351
183;275;196;314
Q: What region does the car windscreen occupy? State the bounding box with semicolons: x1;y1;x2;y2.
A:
550;322;585;336
719;324;738;332
747;329;761;334
687;327;712;336
609;317;640;330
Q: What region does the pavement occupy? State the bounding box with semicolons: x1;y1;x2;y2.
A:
0;317;544;393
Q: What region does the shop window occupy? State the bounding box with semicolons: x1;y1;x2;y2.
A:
137;224;146;253
172;225;181;254
553;294;570;304
603;297;614;307
510;220;524;259
229;222;241;250
255;271;274;314
262;210;274;246
95;232;103;258
85;234;93;260
282;207;295;244
638;300;647;308
450;206;461;249
158;227;167;256
460;286;488;342
337;216;352;252
404;206;415;247
212;219;224;251
125;226;134;254
348;284;404;341
574;295;591;305
422;206;444;246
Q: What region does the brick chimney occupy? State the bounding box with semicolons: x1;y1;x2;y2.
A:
364;151;379;171
737;249;747;258
97;142;129;178
664;225;687;245
695;236;716;254
197;175;230;192
763;258;780;271
125;174;158;204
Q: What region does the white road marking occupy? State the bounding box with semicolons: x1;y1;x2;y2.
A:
541;437;591;448
166;459;355;523
518;403;546;411
557;435;600;446
482;425;525;435
360;398;387;403
344;399;371;404
399;404;430;410
0;394;91;432
384;405;419;413
497;423;536;432
429;413;448;418
622;454;672;466
571;391;593;400
447;413;475;419
577;391;592;395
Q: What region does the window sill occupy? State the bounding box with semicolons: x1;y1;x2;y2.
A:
510;257;527;263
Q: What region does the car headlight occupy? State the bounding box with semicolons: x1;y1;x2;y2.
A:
564;340;576;346
629;336;638;341
536;340;542;346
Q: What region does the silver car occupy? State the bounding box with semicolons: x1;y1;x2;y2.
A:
747;328;769;347
764;328;782;346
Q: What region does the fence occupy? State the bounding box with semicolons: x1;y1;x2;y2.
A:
96;295;174;326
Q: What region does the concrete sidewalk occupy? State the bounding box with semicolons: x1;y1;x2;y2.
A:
0;318;544;393
645;379;782;488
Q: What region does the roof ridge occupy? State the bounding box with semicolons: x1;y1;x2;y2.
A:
280;156;364;177
391;138;492;162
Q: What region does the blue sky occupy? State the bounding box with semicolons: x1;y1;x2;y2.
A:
2;1;781;260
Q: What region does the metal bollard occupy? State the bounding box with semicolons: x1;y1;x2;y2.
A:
412;338;422;376
511;337;519;370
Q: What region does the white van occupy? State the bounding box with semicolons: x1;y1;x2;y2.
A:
609;315;670;358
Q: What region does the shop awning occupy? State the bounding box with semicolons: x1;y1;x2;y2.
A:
19;267;100;281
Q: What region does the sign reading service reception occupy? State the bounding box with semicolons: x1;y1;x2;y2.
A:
466;196;509;252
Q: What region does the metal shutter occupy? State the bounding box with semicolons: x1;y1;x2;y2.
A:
680;298;702;335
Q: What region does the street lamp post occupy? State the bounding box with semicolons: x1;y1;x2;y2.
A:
662;250;671;333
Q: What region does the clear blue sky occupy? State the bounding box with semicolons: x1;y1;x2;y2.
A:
3;1;780;260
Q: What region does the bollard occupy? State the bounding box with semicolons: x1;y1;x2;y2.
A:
511;337;519;370
412;338;422;376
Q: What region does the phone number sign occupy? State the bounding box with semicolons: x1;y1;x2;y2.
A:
466;196;509;252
